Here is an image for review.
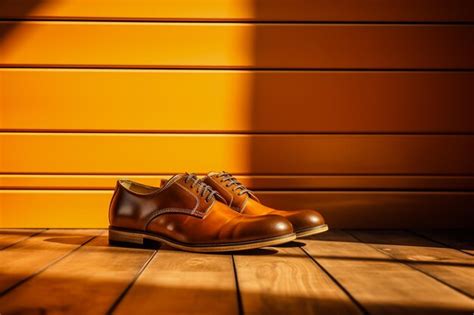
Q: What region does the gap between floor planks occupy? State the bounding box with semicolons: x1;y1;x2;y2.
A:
0;229;473;314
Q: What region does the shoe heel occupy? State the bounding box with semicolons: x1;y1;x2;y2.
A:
109;228;144;247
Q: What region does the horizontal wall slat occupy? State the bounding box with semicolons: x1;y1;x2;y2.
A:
2;69;474;133
1;22;474;69
1;175;474;190
2;0;474;22
1;190;472;228
1;133;473;174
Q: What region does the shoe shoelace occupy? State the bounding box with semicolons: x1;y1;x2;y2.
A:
215;171;258;200
184;173;222;202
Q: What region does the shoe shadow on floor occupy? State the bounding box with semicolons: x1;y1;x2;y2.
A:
273;241;305;248
44;234;281;256
43;234;474;268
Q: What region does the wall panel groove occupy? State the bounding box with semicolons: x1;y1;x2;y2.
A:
2;0;474;22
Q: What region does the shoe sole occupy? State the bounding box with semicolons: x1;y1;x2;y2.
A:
295;224;329;238
109;227;296;253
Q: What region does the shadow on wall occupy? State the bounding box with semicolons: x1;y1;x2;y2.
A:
244;5;474;229
0;1;46;45
1;1;473;229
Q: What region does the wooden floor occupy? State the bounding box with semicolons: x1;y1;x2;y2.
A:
0;229;473;314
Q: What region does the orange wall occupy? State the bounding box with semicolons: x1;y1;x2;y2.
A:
1;0;473;228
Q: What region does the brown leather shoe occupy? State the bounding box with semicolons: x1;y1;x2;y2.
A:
108;174;295;252
203;172;329;238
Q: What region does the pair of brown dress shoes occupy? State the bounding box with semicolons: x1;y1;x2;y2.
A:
109;172;328;252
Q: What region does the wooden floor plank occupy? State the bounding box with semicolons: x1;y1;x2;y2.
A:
0;233;155;314
113;245;239;315
349;230;474;298
234;245;363;315
414;230;474;256
0;229;100;295
302;230;474;315
0;229;45;250
0;229;472;313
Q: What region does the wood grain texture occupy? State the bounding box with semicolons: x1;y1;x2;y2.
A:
2;174;474;190
415;230;474;256
1;229;473;314
234;246;362;314
113;246;238;315
2;0;474;21
0;234;155;314
2;133;474;174
302;230;474;314
2;69;474;133
0;229;44;250
349;230;474;298
1;22;474;69
0;229;100;294
1;190;473;228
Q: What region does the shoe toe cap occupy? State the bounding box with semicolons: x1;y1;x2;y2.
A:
235;215;293;241
284;210;325;232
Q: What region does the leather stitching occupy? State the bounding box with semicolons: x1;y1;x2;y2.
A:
239;196;249;213
176;182;200;211
144;181;201;230
201;199;215;219
152;208;205;217
144;207;206;230
210;177;233;206
176;180;214;216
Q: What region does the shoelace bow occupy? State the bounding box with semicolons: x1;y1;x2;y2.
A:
216;172;253;196
184;173;221;202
